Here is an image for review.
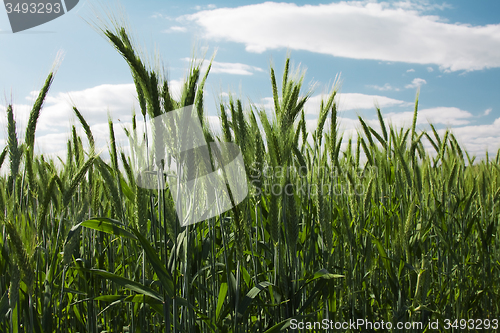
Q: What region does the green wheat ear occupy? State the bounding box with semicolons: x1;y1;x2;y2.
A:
269;193;279;245
4;220;34;290
25;72;54;150
63;155;96;207
37;173;59;237
73;106;95;154
7;105;20;180
0;146;7;171
8;263;20;309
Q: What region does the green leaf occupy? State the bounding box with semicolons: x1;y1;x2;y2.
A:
262;314;317;333
237;281;273;319
96;294;163;316
94;295;124;302
311;268;344;281
295;268;344;297
89;269;163;302
79;218;137;240
216;282;228;322
132;229;175;297
120;177;135;202
298;279;327;313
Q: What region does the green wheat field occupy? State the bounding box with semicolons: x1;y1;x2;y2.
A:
0;22;499;333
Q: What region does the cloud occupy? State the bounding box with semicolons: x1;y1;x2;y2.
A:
33;84;139;131
405;78;427;89
484;108;492;116
367;83;400;91
345;106;499;158
194;4;217;11
39;81;182;128
162;26;187;33
427;66;434;72
184;1;500;71
207;115;222;133
306;111;499;159
0;82;184;157
182;58;264;75
389;0;453;12
335;93;407;112
152;13;171;19
264;93;407;115
257;92;406;116
383;107;473;126
443;117;500;157
305;116;358;137
406;68;415;72
33;120;134;162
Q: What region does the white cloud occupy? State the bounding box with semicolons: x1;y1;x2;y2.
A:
184;1;500;71
2;76;498;166
34;84;139;131
256;91;499;159
194;4;217;11
406;68;415;72
405;78;427;89
304;116;358;138
367;83;400;91
383;107;473;127
389;0;453;12
305;110;499;159
207;115;222;133
162;26;187;33
335;93;407;112
443;117;500;157
256;93;408;116
302;93;406;114
0;82;184;157
152;13;171;19
257;92;406;116
182;58;264;75
427;66;434;72
33;120;134;161
341;107;499;158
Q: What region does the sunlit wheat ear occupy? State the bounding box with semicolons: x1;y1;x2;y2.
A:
0;147;7;172
25;72;55;151
7;105;20;181
73;107;95;155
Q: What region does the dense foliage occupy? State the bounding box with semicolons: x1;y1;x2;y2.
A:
0;24;499;333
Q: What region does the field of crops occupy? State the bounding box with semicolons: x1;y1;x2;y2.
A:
0;22;499;333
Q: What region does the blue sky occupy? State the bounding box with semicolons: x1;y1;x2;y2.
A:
0;0;499;160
